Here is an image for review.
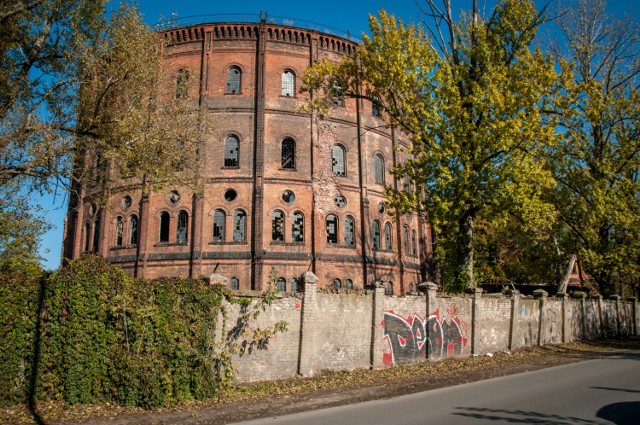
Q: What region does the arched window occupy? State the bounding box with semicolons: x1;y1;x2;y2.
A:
385;281;393;295
332;145;345;176
277;277;286;292
230;276;239;290
281;69;295;96
281;138;295;169
84;222;91;252
372;96;381;117
272;210;284;241
115;216;124;247
227;66;241;94
403;225;410;255
129;215;138;245
233;210;246;241
159;212;170;243
290;277;298;292
213;209;225;242
344;215;355;247
92;219;100;252
331;80;344;106
374;153;385;184
372;220;381;250
326;214;338;244
177;211;188;243
175;68;189;99
224;135;239;167
403;171;410;192
292;211;304;242
411;229;417;256
333;278;342;289
345;279;353;289
384;222;392;251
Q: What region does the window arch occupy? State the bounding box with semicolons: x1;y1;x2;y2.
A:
230;276;239;290
326;214;338;244
344;215;355;247
411;229;417;256
292;211;304;242
115;216;124;247
227;66;241;94
372;220;381;250
384;222;392;251
403;225;410;255
177;211;189;244
224;135;239;167
374;153;385;184
281;138;295;169
332;145;346;176
272;210;284;241
277;277;286;292
213;209;226;242
159;212;170;243
233;209;246;241
281;69;295;96
333;278;342;289
129;215;138;245
175;68;189;99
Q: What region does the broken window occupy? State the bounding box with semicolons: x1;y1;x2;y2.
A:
331;80;344;106
372;220;381;250
332;145;346;176
115;216;124;247
344;215;355;247
282;69;295;96
213;210;225;242
233;210;246;241
281;138;295;169
159;212;170;243
175;68;189;99
403;225;410;255
372;96;381;117
129;215;138;245
326;214;338;244
292;211;304;242
272;210;284;241
374;153;385;184
177;211;188;244
334;196;346;208
230;276;239;290
384;222;392;251
227;66;241;94
224;135;239;167
277;277;286;292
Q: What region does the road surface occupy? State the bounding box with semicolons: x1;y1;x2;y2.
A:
233;353;640;425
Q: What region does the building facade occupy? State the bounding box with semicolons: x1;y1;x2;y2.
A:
63;17;432;293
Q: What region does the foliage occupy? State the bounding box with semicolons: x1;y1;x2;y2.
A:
0;256;286;408
546;0;640;296
302;1;560;290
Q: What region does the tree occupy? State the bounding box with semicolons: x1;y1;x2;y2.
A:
549;0;640;296
302;0;559;291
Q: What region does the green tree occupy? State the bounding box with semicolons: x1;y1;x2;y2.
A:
549;0;640;296
302;0;559;291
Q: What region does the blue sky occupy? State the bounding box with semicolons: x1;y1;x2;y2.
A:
37;0;638;270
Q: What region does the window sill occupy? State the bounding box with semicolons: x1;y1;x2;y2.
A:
279;95;298;99
154;242;188;247
208;241;248;245
278;167;297;171
110;244;137;251
225;92;242;95
221;166;240;169
270;241;304;246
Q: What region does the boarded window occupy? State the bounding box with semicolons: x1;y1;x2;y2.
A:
281;138;295;169
224;135;239;167
233;210;246;241
227;67;241;93
292;211;304;242
213;210;225;242
344;216;355;247
332;145;345;176
282;69;295;96
272;210;284;241
129;215;138;245
159;212;170;243
326;214;338;244
177;211;188;244
374;154;385;184
384;222;392;250
230;277;239;290
372;220;381;250
115;216;124;247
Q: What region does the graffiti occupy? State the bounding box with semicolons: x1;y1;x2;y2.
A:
383;311;467;365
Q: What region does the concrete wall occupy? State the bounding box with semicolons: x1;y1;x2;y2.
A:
231;276;639;382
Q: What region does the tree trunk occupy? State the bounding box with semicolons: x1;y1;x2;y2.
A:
458;204;476;289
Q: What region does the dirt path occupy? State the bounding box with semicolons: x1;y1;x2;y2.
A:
5;338;639;425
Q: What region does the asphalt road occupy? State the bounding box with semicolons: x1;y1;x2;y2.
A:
232;353;640;425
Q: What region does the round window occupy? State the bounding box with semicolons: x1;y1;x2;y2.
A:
168;190;180;204
282;190;295;203
224;189;237;202
122;195;132;210
335;196;346;208
377;203;386;214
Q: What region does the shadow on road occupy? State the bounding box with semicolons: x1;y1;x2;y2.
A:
452;407;609;424
596;401;640;425
591;386;640;394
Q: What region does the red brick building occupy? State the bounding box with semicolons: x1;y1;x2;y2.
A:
63;16;432;293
